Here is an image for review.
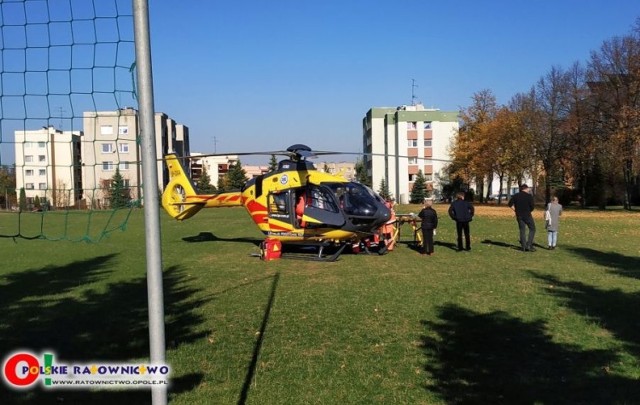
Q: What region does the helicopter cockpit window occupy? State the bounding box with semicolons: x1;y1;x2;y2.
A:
327;182;379;216
306;186;338;213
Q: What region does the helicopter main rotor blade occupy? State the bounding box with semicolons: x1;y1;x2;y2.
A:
313;150;452;163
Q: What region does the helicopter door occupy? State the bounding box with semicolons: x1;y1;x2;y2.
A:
267;191;294;229
302;185;345;228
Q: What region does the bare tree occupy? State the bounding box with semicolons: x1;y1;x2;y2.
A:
587;30;640;209
531;66;574;203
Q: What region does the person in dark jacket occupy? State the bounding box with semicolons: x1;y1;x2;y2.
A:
508;184;536;252
418;199;438;256
448;192;474;251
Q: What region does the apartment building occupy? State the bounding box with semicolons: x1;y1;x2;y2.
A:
82;108;189;208
244;165;269;178
153;114;191;186
190;154;240;189
315;161;356;181
82;108;141;208
363;104;459;203
14;126;82;208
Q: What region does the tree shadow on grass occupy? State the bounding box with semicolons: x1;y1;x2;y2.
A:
0;258;207;404
564;246;640;280
530;271;640;359
421;304;640;404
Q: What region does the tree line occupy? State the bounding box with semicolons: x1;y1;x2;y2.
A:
448;19;640;209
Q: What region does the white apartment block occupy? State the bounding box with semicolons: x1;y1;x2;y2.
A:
14;126;82;208
82;108;141;208
82;108;189;208
363;104;459;203
190;153;239;188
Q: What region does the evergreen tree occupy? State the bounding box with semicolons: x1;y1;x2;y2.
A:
108;168;131;209
0;167;15;209
19;187;27;211
410;170;428;204
217;176;227;193
355;158;370;186
268;154;278;172
34;195;41;209
225;160;248;190
196;165;217;194
378;178;392;201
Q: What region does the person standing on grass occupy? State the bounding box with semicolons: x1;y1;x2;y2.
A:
448;191;474;251
508;183;536;252
418;198;438;256
545;196;563;250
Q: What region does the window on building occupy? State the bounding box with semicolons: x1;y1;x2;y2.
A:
38;155;46;162
424;140;432;147
424;175;433;182
408;174;415;182
25;169;34;176
101;125;114;135
424;122;432;129
102;143;114;153
408;157;418;164
123;179;130;188
38;183;46;190
119;162;130;170
119;143;129;153
118;126;129;135
407;121;417;130
102;161;114;171
26;183;34;189
24;142;33;148
408;139;418;147
39;169;46;176
25;155;33;162
38;141;46;148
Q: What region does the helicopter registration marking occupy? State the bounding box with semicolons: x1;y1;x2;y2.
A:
280;175;288;185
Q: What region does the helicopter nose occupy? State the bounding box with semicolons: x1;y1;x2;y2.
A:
374;203;391;227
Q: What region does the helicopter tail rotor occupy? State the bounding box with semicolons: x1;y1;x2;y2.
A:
162;154;204;221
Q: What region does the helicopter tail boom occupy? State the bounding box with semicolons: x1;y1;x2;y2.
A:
162;154;245;221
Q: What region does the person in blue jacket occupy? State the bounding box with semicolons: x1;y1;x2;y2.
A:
448;191;475;251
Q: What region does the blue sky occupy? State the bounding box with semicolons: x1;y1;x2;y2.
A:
145;1;639;163
1;1;638;166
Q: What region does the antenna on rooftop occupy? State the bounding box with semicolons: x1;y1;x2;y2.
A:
411;79;419;106
57;106;66;130
213;136;218;153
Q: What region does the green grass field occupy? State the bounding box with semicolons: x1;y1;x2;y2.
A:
1;204;640;404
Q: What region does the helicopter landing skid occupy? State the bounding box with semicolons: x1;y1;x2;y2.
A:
251;242;348;262
274;242;347;262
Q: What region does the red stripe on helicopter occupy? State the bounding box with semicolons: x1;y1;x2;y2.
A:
246;199;267;212
246;200;268;224
270;223;291;232
207;194;241;202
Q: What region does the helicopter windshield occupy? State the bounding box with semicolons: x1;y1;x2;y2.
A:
327;182;381;217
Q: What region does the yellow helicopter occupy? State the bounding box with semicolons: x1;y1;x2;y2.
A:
161;144;394;261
